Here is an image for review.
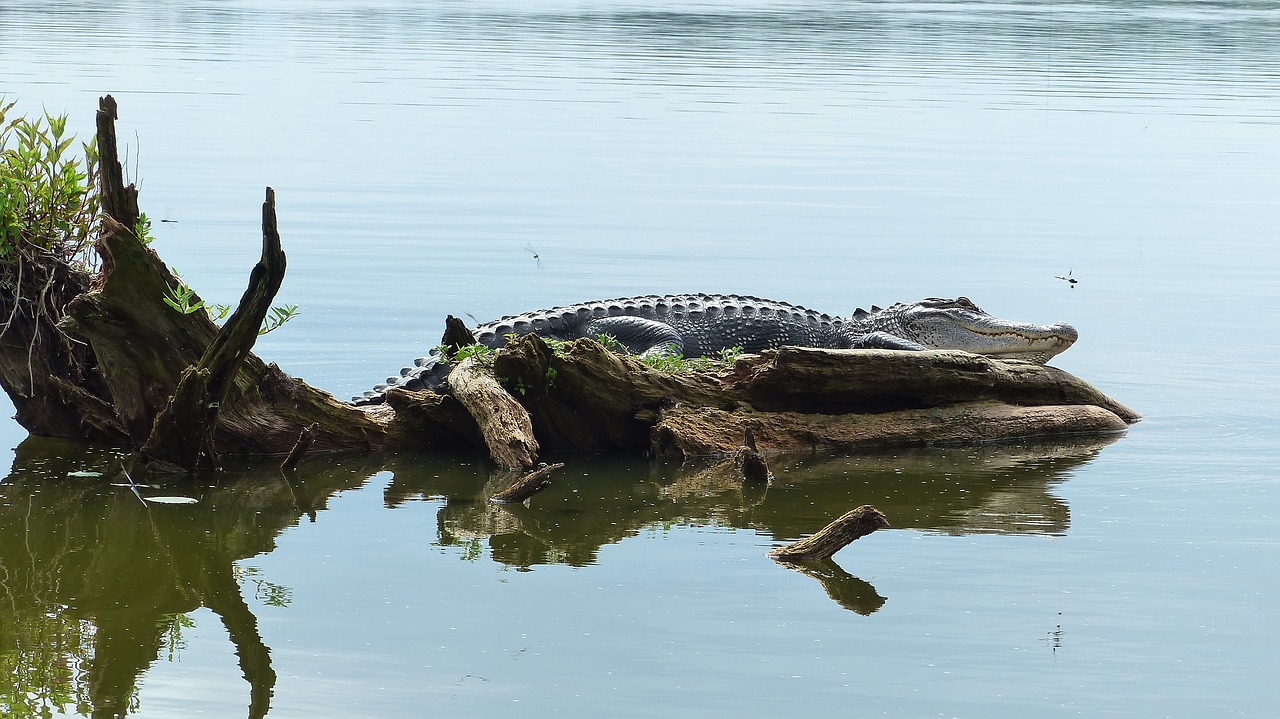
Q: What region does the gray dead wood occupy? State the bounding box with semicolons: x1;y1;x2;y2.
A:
448;356;539;469
769;505;891;562
490;462;565;503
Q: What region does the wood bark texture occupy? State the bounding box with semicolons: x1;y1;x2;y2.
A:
769;505;891;562
447;356;539;469
490;462;564;503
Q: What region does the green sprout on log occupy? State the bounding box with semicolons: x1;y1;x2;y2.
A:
163;276;298;335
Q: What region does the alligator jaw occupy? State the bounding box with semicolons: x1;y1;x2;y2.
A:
966;323;1079;362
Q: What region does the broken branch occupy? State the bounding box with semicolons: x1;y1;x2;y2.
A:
769;505;890;562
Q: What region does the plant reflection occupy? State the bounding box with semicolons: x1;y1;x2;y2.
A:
0;433;1117;717
0;440;367;719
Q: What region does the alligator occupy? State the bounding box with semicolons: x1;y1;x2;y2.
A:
351;293;1078;404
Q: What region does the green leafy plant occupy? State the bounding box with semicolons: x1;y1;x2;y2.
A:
640;344;745;373
133;211;154;245
507;376;530;395
451;342;495;369
1;102;100;270
162;276;205;315
163;275;297;334
594;333;623;352
258;304;299;336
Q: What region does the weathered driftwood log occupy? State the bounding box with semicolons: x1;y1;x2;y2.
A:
382;387;483;450
769;505;891;562
654;401;1130;457
0;95;127;442
737;347;1139;421
490;462;565;503
492;334;676;451
484;334;1136;458
447;357;539;469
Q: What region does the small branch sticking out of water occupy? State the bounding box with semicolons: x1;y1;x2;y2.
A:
769;505;890;562
736;426;771;483
490;462;564;504
280;423;318;472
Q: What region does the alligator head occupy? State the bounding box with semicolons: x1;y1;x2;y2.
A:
854;297;1078;363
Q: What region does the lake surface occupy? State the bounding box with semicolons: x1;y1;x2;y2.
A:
2;1;1279;717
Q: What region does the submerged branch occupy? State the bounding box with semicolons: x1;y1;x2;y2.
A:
769;505;891;562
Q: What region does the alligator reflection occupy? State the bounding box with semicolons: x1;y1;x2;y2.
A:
387;436;1117;568
386;437;1115;616
0;434;1115;718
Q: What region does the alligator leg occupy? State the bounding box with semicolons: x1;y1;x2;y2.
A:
583;316;685;356
850;331;930;351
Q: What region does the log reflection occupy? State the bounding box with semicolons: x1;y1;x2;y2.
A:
0;433;1119;716
781;559;888;616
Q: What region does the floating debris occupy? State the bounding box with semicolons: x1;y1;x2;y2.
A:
143;496;199;505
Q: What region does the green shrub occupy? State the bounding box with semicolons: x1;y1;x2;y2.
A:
0;101;100;270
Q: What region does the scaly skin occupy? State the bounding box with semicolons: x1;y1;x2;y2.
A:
352;294;1077;404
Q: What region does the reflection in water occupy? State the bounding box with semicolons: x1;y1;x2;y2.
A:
385;435;1117;570
1;433;1116;716
0;440;368;719
778;559;887;617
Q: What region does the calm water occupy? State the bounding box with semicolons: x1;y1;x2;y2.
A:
2;1;1279;717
